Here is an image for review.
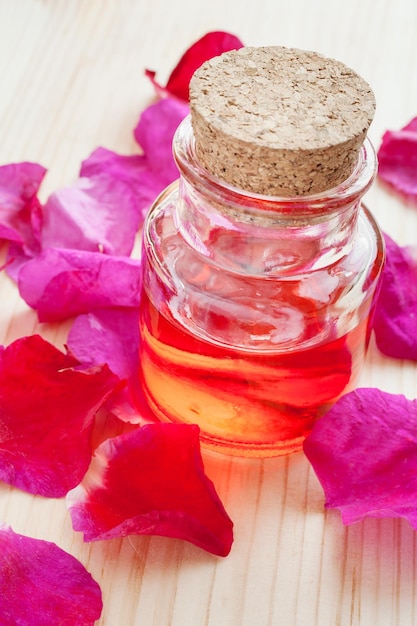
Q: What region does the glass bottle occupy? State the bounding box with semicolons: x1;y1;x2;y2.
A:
138;116;384;458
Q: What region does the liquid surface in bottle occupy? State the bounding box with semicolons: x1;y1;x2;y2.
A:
139;288;370;457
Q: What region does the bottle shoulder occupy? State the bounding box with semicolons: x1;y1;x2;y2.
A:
142;194;384;353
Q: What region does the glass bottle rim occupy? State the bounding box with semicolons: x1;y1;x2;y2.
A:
173;115;377;217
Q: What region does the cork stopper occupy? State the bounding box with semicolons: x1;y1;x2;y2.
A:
189;46;375;196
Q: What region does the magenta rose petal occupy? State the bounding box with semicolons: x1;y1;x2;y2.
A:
0;526;102;625
303;388;417;527
0;161;46;247
40;174;140;256
378;117;417;200
145;31;244;101
0;334;121;497
17;247;142;322
133;98;189;178
81;99;188;217
67;423;234;556
67;308;139;379
80;148;158;220
373;233;417;360
67;308;153;424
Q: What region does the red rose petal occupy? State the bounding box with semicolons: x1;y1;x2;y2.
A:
146;31;244;101
17;247;142;322
373;233;417;359
378;116;417;200
0;526;102;625
67;423;234;556
303;388;417;527
41;173;141;256
0;162;46;247
0;334;120;497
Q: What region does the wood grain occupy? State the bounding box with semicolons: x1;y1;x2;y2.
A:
1;1;417;624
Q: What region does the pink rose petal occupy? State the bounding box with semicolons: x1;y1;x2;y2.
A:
67;308;153;424
373;233;417;359
17;247;142;322
81;98;188;217
0;161;46;247
0;334;120;497
41;173;141;255
303;388;417;527
67;423;234;556
80;148;157;220
67;308;139;379
145;31;244;101
0;526;102;625
133;98;189;177
378;117;417;200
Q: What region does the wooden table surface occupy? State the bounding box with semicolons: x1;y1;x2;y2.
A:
1;1;417;624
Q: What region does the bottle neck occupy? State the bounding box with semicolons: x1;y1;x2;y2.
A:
173;117;377;277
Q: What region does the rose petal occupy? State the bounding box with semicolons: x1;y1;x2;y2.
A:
67;308;139;379
133;98;189;177
80;148;157;220
373;233;417;359
80;98;188;218
41;173;141;255
0;162;46;248
378;116;417;200
0;526;102;625
18;247;142;322
303;388;417;527
67;308;153;423
67;423;234;556
0;334;120;497
4;241;34;281
145;31;244;101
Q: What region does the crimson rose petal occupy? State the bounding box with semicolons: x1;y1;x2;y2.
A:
67;423;234;556
0;334;120;497
146;31;244;101
41;173;140;256
17;247;142;322
303;388;417;527
0;526;102;625
378;117;417;200
373;233;417;359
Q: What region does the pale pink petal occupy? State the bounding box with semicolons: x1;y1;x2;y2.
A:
67;423;234;556
0;526;102;624
0;335;120;497
304;388;417;527
17;247;142;322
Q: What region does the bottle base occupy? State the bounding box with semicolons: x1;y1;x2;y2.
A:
198;430;306;458
142;389;308;458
